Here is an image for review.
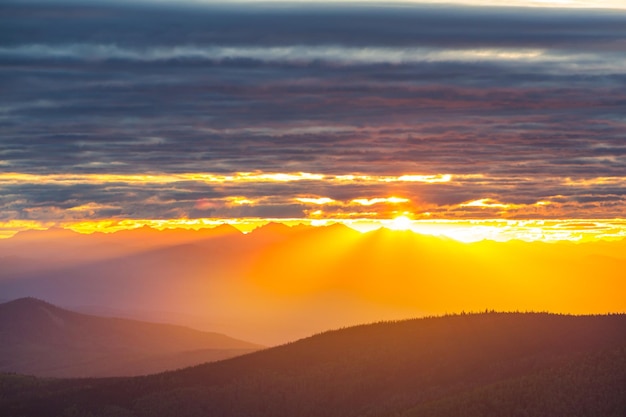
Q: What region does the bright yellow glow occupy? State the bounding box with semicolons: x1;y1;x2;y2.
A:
297;195;411;207
334;174;452;184
458;198;554;212
0;172;324;185
0;220;54;239
461;198;510;209
564;176;626;187
351;197;410;206
225;196;257;206
394;174;452;183
240;172;324;182
3;215;624;345
388;215;413;231
2;218;626;243
11;172;626;187
296;197;337;205
0;172;454;186
66;202;118;213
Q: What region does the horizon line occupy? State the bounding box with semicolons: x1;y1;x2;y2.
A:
3;217;626;243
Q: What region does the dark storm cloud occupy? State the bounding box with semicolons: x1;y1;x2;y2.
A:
1;1;625;220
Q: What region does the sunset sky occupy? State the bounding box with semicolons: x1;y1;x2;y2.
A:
1;0;625;241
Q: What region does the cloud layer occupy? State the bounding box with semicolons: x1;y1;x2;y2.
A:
1;1;625;225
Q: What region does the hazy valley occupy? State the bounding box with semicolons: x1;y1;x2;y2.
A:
1;225;625;345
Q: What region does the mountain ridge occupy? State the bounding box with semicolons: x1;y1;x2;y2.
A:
0;298;263;378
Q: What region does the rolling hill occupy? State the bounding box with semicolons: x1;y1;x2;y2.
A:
0;298;263;378
1;312;624;417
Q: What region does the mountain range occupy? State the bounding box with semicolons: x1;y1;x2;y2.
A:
1;224;625;344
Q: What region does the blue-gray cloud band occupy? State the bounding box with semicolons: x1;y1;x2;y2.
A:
1;1;625;220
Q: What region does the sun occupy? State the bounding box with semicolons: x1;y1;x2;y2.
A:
389;215;413;231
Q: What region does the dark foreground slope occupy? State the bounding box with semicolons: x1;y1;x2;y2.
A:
1;313;625;417
0;298;262;377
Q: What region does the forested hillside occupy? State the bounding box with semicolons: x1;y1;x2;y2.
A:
1;313;625;417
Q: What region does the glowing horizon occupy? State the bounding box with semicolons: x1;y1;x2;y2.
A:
3;217;626;243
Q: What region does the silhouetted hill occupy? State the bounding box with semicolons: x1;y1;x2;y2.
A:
1;313;624;417
0;298;263;378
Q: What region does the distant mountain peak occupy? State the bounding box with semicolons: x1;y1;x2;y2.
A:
2;297;54;308
250;222;294;235
0;297;70;331
1;296;68;315
205;223;242;235
11;227;80;241
321;222;357;234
